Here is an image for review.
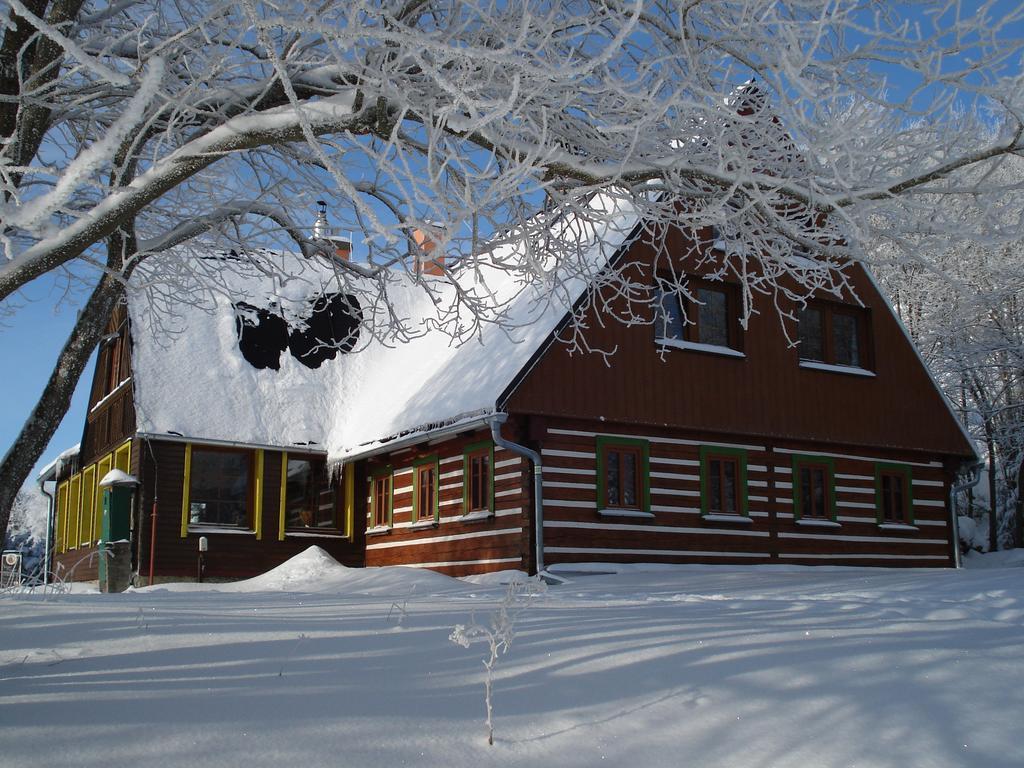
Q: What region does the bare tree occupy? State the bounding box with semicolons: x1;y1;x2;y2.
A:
4;0;1024;534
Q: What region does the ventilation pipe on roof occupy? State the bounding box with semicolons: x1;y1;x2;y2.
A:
949;460;985;569
312;200;329;239
488;413;545;577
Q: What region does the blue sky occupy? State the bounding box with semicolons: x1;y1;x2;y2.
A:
3;1;1024;489
1;271;96;486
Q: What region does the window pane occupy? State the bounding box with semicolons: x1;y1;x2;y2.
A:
812;468;826;517
286;459;334;529
709;459;723;513
833;313;860;367
655;286;685;339
723;460;737;513
189;449;250;527
798;307;824;361
882;474;905;522
373;476;390;527
606;450;621;507
622;451;637;507
697;287;729;347
418;466;435;519
469;453;489;512
892;476;904;522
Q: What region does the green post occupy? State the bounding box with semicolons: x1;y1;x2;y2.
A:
98;471;138;593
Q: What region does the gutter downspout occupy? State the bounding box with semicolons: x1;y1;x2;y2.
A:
39;478;54;586
489;414;544;576
950;460;985;569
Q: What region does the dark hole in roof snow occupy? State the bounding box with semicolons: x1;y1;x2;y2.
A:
234;293;361;371
287;293;362;369
235;303;289;370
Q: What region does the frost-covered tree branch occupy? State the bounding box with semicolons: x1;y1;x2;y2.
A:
3;0;1024;528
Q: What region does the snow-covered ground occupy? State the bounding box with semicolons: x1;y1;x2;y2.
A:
2;548;1023;768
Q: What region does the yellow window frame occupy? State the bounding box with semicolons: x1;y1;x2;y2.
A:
95;454;113;543
80;466;96;547
56;481;69;553
67;474;81;550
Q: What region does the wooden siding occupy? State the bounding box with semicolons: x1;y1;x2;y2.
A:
136;439;364;581
362;428;531;576
505;228;975;460
81;304;136;466
536;416;954;568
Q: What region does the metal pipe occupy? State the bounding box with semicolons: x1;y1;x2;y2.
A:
148;496;158;586
488;414;544;575
949;460;984;569
38;477;54;586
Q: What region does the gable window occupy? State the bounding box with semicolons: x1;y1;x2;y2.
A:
413;457;439;523
875;464;913;525
188;448;252;528
700;447;748;517
792;455;836;521
798;303;869;370
463;442;494;515
370;470;392;529
596;436;650;514
655;278;741;353
283;456;335;530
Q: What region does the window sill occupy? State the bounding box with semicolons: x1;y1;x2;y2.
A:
461;510;495;522
702;514;754;524
795;518;841;528
656;338;745;359
410;520;438;531
798;361;875;377
598;508;655;519
285;530;346;539
187;525;255;535
878;523;918;532
365;525;391;536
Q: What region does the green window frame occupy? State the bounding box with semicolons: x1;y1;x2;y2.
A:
699;445;749;517
791;454;837;521
595;436;650;513
412;454;440;524
369;466;394;529
875;462;915;525
463;440;495;515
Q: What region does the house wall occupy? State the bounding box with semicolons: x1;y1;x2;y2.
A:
533;416;954;568
134;439;364;582
51;437;134;582
504;227;975;459
361;427;532;576
80;304;136;467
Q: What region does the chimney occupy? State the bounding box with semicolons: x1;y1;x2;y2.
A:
412;223;446;276
326;236;351;262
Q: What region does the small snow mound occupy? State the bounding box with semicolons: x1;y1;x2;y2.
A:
459;569;531;586
235;546;347;591
964;548;1024;569
99;469;138;487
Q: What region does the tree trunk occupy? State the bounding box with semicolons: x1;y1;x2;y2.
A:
986;424;998;552
0;272;122;540
1016;459;1024;549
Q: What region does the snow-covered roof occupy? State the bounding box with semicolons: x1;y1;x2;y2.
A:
127;195;640;463
36;443;80;483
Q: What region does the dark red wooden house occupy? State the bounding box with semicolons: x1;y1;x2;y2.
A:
48;198;977;583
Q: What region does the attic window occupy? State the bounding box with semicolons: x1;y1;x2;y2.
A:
798;303;870;370
654;278;742;353
234;292;362;371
